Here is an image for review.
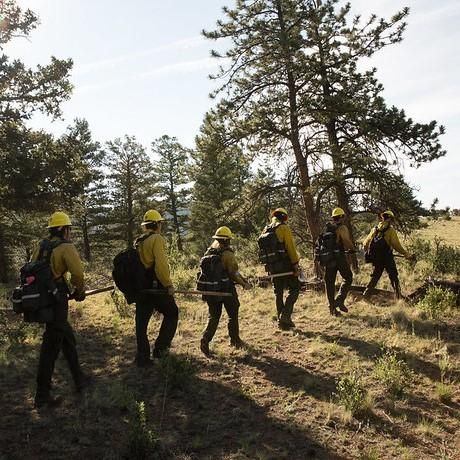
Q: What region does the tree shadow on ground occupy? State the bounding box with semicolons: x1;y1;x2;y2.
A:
347;310;460;344
293;328;454;382
0;321;347;460
234;352;336;401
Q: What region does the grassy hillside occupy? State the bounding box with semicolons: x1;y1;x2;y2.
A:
414;216;460;248
0;218;459;459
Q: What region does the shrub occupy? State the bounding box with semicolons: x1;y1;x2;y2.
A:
158;353;195;391
429;237;460;277
417;287;456;320
111;289;132;318
435;382;453;404
126;401;168;460
374;351;413;399
334;371;369;416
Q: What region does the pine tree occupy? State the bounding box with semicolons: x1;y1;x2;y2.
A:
59;119;106;261
0;1;73;281
105;136;156;247
151;135;191;251
189;111;251;253
204;0;445;254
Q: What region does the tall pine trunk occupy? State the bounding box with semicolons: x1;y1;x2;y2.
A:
277;1;321;257
317;36;359;271
0;223;9;283
82;212;91;261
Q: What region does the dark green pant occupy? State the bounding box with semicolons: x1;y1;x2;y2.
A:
202;289;240;343
324;254;353;309
273;275;300;322
36;299;83;399
366;254;401;297
135;291;178;362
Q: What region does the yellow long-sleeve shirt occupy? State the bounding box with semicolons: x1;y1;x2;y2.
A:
137;232;172;287
272;218;300;265
336;224;354;252
363;222;408;256
31;238;85;295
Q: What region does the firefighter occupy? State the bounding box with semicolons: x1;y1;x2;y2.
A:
323;207;355;317
200;226;251;356
362;210;413;300
134;210;179;366
33;211;90;408
259;208;301;329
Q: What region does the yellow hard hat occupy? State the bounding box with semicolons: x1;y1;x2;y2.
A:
271;207;288;217
47;211;72;228
212;226;233;239
381;210;395;218
331;207;345;218
141;209;164;225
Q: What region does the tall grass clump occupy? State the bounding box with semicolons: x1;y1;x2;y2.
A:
334;371;369;416
416;286;456;320
158;353;195;391
374;351;413;399
111;289;132;318
429;237;460;277
126;401;169;460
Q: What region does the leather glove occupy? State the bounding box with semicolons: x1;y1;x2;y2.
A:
73;291;86;302
167;286;175;297
292;264;300;277
243;281;252;290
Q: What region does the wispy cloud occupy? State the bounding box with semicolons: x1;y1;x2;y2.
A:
75;35;206;75
137;57;219;79
76;56;220;94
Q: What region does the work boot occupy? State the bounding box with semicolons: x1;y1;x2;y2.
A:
335;300;348;313
230;338;244;349
34;394;63;409
200;338;211;357
329;306;341;317
152;348;169;359
278;318;295;330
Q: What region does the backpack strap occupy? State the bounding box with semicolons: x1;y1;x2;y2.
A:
134;232;152;248
37;239;67;262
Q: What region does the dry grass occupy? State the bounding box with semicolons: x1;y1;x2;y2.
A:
414;216;460;247
1;217;459;459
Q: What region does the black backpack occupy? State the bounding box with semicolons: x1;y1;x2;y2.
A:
112;234;155;304
315;223;340;267
257;224;292;274
12;239;66;323
196;247;232;294
365;226;391;264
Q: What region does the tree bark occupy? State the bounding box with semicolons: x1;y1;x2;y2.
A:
0;223;9;283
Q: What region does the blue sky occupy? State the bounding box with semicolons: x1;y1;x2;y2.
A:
6;0;460;208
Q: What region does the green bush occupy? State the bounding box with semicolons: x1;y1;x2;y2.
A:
334;371;368;416
111;289;132;318
125;401;168;460
417;287;456;320
429;237;460;277
158;353;195;391
171;266;196;291
374;351;413;399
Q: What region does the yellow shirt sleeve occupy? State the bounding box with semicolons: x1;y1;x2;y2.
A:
139;233;172;287
336;225;354;251
31;240;85;294
60;244;85;293
275;224;300;264
385;227;408;256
